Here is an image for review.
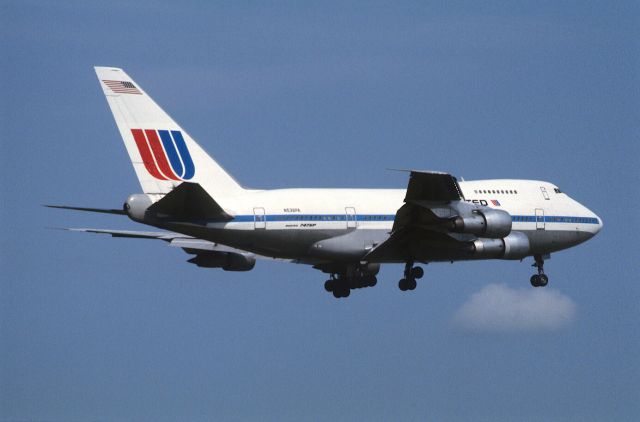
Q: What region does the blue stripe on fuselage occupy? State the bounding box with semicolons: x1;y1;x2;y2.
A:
228;214;599;224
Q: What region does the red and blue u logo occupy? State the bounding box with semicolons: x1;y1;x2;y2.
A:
131;129;195;181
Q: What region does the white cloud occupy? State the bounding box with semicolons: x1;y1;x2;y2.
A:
452;283;576;332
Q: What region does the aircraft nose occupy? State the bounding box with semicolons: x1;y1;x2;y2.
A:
594;213;603;234
585;209;603;238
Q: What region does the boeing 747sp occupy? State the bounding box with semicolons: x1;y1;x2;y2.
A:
49;67;603;298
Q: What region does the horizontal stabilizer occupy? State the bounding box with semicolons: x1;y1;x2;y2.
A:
45;205;126;215
147;182;233;221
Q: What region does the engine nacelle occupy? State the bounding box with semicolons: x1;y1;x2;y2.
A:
124;194;154;222
188;252;256;271
450;208;512;238
472;231;531;260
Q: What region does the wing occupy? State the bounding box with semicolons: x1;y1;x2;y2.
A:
57;228;266;271
62;228;176;239
402;170;464;203
364;170;471;262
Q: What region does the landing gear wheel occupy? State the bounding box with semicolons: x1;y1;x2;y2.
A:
361;274;376;287
411;266;424;279
530;274;540;287
399;279;408;291
530;255;549;287
399;260;422;291
538;274;549;287
324;280;334;292
399;278;416;291
332;285;350;298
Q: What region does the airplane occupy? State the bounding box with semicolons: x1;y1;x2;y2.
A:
48;66;603;299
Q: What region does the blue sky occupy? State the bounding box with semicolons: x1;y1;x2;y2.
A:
1;1;638;420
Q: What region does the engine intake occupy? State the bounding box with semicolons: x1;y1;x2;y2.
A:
450;208;512;238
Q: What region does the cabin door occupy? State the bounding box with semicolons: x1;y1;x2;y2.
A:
345;207;357;229
535;208;545;230
254;207;266;230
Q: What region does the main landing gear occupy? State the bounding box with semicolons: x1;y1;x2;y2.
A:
324;271;377;299
398;261;424;292
530;254;549;287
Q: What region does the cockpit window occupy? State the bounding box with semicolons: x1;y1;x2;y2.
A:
554;188;562;193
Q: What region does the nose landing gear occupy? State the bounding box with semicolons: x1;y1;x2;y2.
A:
530;254;549;287
398;261;423;292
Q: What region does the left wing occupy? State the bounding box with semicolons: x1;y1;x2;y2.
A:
364;170;471;262
402;170;464;204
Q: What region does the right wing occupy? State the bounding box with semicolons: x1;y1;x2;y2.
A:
58;228;261;271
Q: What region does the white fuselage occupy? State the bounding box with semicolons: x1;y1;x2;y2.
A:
161;179;602;263
89;67;603;291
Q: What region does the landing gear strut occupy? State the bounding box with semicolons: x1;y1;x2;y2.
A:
398;261;423;292
530;254;549;287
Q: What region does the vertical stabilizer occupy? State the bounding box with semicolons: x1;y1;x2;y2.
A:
94;66;245;197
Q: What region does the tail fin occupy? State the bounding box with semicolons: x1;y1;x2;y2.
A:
94;66;245;197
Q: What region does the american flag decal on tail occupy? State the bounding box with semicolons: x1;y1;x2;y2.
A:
102;80;142;95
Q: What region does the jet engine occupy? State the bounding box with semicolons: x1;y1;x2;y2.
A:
188;252;256;271
471;231;530;259
449;208;512;238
